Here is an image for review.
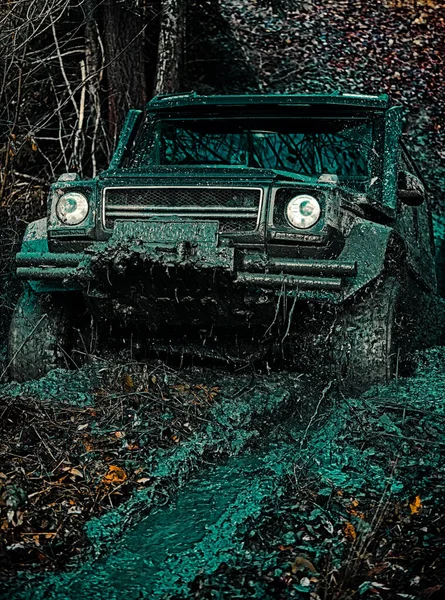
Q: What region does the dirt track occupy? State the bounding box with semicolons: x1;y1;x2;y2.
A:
1;348;444;599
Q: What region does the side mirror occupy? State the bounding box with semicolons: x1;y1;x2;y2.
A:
398;171;425;206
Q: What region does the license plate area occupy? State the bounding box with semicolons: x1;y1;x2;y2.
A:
111;219;220;244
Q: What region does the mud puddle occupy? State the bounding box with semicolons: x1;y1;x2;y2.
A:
6;410;311;599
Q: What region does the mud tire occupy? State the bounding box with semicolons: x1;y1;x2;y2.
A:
332;277;402;394
8;288;70;382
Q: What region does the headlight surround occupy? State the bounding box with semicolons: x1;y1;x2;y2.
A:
56;192;89;225
286;194;321;229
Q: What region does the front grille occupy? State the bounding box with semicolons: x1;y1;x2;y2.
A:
103;186;262;232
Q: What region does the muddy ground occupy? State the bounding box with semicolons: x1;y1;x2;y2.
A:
0;345;444;599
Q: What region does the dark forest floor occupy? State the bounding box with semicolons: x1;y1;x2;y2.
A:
0;350;444;599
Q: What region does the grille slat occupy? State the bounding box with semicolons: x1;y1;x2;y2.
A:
103;186;262;233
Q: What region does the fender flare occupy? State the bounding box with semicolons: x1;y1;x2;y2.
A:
341;221;406;300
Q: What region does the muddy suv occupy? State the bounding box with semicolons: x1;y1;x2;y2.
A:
8;92;442;388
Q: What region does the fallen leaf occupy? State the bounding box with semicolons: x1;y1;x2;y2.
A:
126;443;139;451
368;562;390;576
67;505;82;514
174;383;190;394
83;438;94;452
291;556;317;573
62;467;83;478
344;521;356;541
102;465;127;485
421;585;443;598
410;495;422;515
8;509;24;527
124;373;134;391
348;498;365;519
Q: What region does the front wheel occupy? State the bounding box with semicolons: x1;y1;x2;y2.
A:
332;277;402;394
8;288;72;382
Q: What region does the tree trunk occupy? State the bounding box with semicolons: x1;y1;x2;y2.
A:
155;0;185;95
84;0;106;172
103;0;147;144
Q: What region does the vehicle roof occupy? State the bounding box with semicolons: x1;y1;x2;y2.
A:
146;91;390;111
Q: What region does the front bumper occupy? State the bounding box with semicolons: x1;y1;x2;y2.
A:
16;253;356;292
16;220;392;305
17;252;81;280
238;255;356;292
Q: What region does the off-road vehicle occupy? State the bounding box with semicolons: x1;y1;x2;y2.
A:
8;92;442;388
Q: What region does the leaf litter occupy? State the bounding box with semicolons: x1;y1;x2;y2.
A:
0;354;304;585
178;347;445;600
0;358;222;578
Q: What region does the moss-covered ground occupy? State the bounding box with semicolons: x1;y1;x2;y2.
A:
178;349;445;599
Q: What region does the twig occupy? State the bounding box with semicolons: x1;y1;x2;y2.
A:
50;14;79;119
372;431;445;446
299;380;334;450
72;58;86;170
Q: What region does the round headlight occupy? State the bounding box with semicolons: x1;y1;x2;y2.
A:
286;194;321;229
56;192;89;225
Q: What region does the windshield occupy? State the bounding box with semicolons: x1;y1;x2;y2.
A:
133;118;373;186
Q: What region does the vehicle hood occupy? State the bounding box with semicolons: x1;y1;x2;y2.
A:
98;165;319;186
